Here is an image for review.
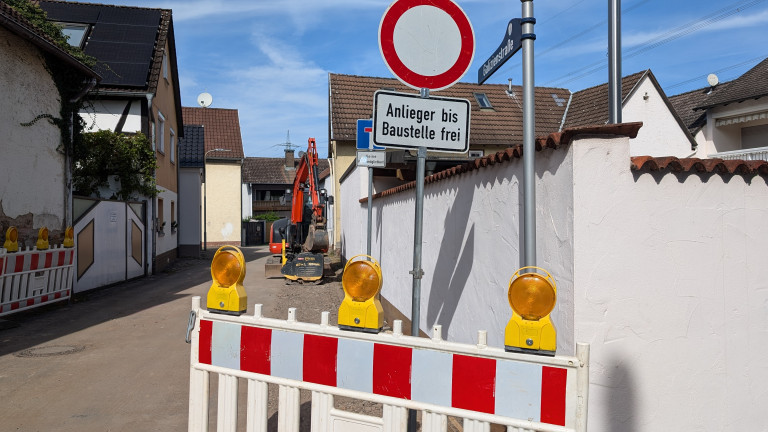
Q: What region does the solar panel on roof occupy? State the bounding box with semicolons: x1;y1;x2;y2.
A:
96;8;160;27
39;1;162;89
86;41;155;63
40;2;100;23
92;61;150;87
89;23;159;44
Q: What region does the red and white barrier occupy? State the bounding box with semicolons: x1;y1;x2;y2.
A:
188;297;590;432
0;246;74;317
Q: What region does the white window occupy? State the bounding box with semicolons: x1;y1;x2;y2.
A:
170;128;176;163
57;22;89;48
157;111;165;154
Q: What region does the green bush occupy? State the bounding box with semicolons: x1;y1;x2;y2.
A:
73;130;158;200
252;211;282;222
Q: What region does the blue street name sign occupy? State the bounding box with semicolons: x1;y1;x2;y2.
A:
477;18;522;85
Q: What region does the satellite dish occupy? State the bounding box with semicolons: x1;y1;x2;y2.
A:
707;74;719;87
197;92;213;108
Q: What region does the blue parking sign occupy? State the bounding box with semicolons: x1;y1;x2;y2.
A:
357;119;385;150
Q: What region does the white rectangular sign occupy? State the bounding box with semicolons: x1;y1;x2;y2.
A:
357;151;386;168
373;90;470;153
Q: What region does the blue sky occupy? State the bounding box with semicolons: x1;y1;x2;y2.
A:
93;0;768;157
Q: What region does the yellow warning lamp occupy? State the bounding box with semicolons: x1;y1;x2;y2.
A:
36;227;50;250
4;226;19;252
206;245;247;315
504;266;557;356
338;255;384;333
63;226;75;248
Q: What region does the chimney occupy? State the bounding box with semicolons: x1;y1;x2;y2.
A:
284;149;294;168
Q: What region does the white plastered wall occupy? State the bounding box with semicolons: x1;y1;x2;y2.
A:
624;76;695;158
572;135;768;431
80;99;142;133
0;27;66;235
341;134;768;430
341;148;575;353
202;162;242;244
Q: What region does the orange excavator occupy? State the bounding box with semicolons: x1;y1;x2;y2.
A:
265;138;332;282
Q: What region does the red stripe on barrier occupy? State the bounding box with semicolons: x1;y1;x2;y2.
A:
42;295;49;302
31;254;40;270
27;299;35;307
54;292;62;299
540;366;568;426
0;257;4;276
199;320;213;365
303;334;338;387
241;326;272;375
69;250;74;265
373;343;412;399
14;256;24;273
45;252;53;269
451;354;496;414
58;251;65;267
11;302;20;311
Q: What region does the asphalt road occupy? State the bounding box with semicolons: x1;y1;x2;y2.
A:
0;245;348;432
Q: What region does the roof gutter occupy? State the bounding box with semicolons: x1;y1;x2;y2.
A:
69;77;98;103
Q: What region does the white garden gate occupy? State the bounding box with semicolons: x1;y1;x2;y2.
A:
187;297;589;432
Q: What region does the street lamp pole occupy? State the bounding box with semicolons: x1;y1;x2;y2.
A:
203;148;231;251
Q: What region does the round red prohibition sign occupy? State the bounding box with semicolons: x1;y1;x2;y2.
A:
379;0;475;91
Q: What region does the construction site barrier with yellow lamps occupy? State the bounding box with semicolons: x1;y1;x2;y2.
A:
0;226;75;317
187;299;591;432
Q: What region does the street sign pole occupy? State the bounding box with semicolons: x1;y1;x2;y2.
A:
367;166;373;257
522;0;536;268
407;89;430;432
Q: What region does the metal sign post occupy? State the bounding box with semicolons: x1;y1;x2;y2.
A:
357;119;385;258
377;5;474;398
521;0;536;268
367;166;373;257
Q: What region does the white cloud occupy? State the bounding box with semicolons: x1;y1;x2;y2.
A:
160;0;390;23
204;31;330;156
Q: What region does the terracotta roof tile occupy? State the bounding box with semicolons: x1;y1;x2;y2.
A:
631;156;768;177
695;57;768;110
360;123;643;202
329;73;571;148
562;71;646;129
182;107;244;159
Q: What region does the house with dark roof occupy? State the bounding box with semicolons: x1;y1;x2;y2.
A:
177;124;204;257
563;69;697;158
0;1;98;245
182;107;245;249
670;58;768;161
39;0;184;273
328;73;571;248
